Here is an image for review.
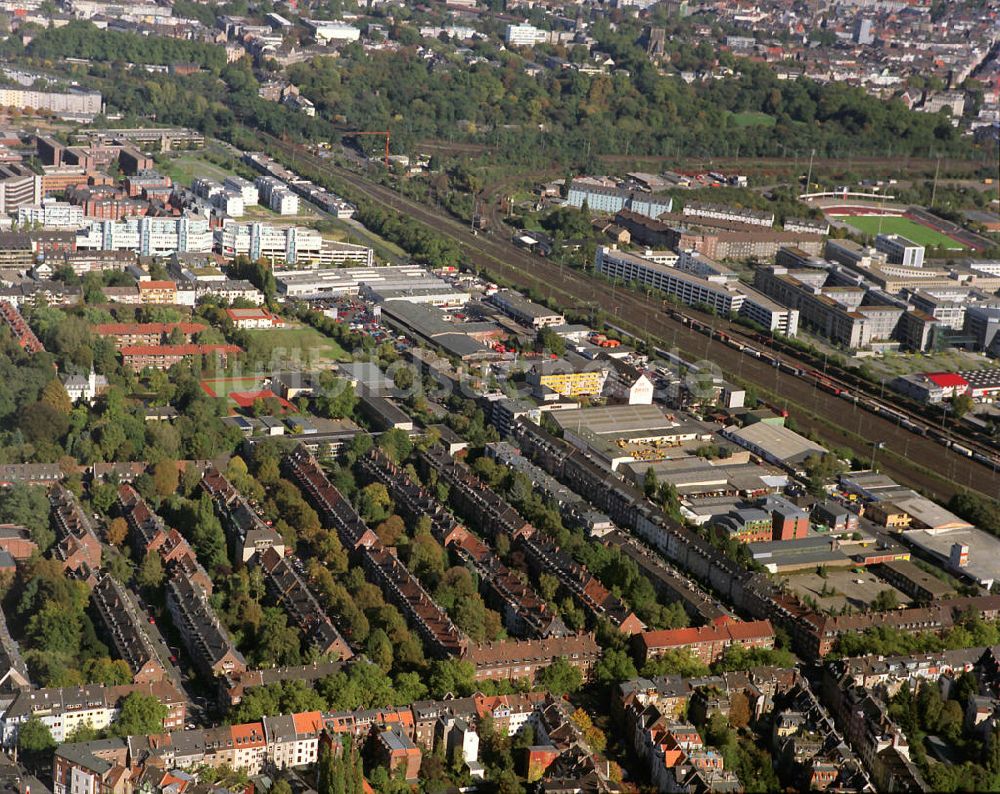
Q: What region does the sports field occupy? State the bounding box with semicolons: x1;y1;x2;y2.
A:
841;215;965;249
200;376;263;403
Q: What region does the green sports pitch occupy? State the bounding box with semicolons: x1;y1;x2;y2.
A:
841;215;966;249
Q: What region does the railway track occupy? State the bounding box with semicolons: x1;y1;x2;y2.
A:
264;135;999;502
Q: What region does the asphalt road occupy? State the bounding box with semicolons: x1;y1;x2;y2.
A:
267;136;1000;502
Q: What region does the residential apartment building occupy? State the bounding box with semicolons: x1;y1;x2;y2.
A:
0;681;185;746
90;574;169;685
119;343;241;371
566;180;673;220
136;280;178;305
49;485;102;580
254;176;299;215
635;620;775;665
75;216;213;256
0;88;101;119
17;200;85;228
165;572;246;677
258;547;354;661
505;23;548;46
595;246;799;335
200;468;286;564
0;164;42;215
0;301;44;353
93;321;206;348
681;201;774;227
465;634;600;682
217;222;372;267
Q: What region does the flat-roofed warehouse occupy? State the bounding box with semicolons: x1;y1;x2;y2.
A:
552;405;715;470
722;422;827;474
275;265;470;304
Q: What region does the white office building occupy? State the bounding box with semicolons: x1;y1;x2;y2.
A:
76;215;212;256
223;175;259;206
875;233;925;268
505;24;547;46
17;200;84;228
595;246;798;336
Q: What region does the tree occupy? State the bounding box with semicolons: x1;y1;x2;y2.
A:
871;589;900;612
40;379;73;415
641;648;710;678
428;659;477;698
152;459;179;498
17;715;55;769
137;551;164;589
112;692;168;736
375;515;406;547
358;483;391;525
376;428;412;464
0;484;54;551
952;393;975;419
728;691;751;728
537;657;583;695
593;648;638;686
106;516;128;547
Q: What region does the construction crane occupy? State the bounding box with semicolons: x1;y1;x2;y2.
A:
356;130;390;168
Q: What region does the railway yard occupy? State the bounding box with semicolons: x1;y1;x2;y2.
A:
268;135;999;503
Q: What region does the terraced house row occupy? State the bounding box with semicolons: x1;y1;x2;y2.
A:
256;546;354;661
360;447;568;639
166;571;246;678
283;445;466;659
419;445;644;636
90;573;171;685
0;680;186;746
200;467;285;563
54;692;585;794
118;483;214;595
49;485;102;581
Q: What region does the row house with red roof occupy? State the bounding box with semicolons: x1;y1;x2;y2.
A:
635;620;775;666
0;300;44;353
94;322;206;349
49;485;102;582
117;484;213;596
284;446;467;660
120;343;241;371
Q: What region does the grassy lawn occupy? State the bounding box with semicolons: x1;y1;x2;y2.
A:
843;215;966;249
244;324;351;365
325;218;408;262
728;111;776;128
158;153;236;186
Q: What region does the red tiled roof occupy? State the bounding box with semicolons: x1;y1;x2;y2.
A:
138;280;177;290
96;322;206;335
925;372;968;389
229;389;295;411
639;620;774;651
121;344;241;356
